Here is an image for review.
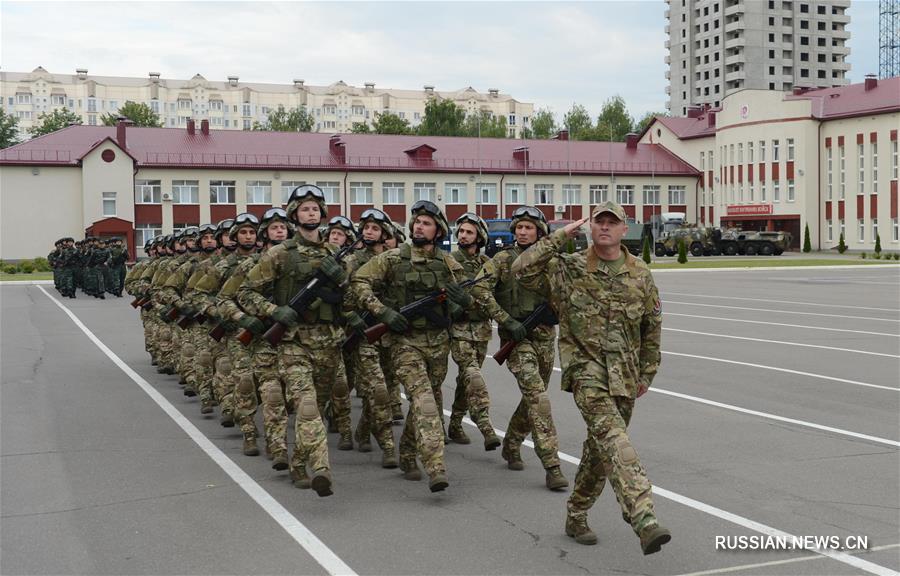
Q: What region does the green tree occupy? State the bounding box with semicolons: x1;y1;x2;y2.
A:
837;232;847;254
677;238;688;264
28;107;82;137
523;107;557;139
252;105;315;132
0;108;20;148
595;96;634;142
642;234;652;264
802;223;812;252
636;110;668;134
372;111;412;135
463;110;508;138
875;232;882;254
417;99;466;136
350;122;371;134
100;101;162;127
562;103;593;141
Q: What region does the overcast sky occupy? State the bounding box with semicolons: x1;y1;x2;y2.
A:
0;1;880;123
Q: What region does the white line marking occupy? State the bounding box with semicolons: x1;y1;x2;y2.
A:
663;300;900;323
660;350;900;392
674;543;900;576
446;408;898;576
666;312;900;337
664;327;900;358
37;286;357;576
661;292;900;313
650;264;900;273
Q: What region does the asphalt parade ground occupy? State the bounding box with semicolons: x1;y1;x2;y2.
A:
2;265;898;576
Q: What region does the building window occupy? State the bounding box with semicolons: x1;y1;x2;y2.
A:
700;152;705;170
760;182;767;202
280;181;306;204
413;182;437;202
787;179;795;202
445;183;467;204
642;185;660;206
134;180;162;204
840;219;845;240
504;183;523;205
872;218;878;243
772;139;780;162
150;100;160;113
102;192;117;216
88;115;97;126
16;93;32;104
535;184;554;205
561;184;581;205
209;100;223;111
668;185;686;205
246;180;272;204
759;140;766;162
242;119;251;130
350;182;373;204
242;104;251;116
382;182;405;204
892;140;898;180
135;223;162;249
748;142;754;163
315;182;340;204
323;105;336;115
738;143;743;163
773;180;780;202
787;138;795;160
827;220;833;242
172;180;199;204
749;182;755;202
872;142;878;194
892;218;898;242
584;185;606;205
858;218;865;242
50;94;66;106
616;185;635;205
839;145;846;198
826;147;833;200
858;143;865;195
729;144;734;164
210;180;236;204
476;184;497;204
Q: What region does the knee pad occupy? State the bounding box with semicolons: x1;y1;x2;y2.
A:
158;327;171;342
237;373;255;395
536;392;552;417
372;382;390;407
261;384;285;408
421;393;439;418
332;375;349;398
464;367;487;396
615;435;638;465
299;394;319;421
197;350;213;369
181;343;195;359
215;357;232;377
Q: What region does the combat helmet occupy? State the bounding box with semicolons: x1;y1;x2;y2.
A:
285;185;328;229
408;200;450;245
509;205;549;237
455;212;489;248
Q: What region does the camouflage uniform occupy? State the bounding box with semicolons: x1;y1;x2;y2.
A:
352;243;467;485
511;227;664;541
448;248;499;445
59;244;77;297
471;245;562;472
238;235;347;488
149;251;191;375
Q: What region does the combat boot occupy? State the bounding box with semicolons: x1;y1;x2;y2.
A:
400;458;422;481
639;524;671;555
311;469;333;497
502;438;524;471
447;418;471;445
271;450;289;471
392;406;404;422
428;472;449;493
290;466;310;489
481;425;501;451
242;434;259;456
357;434;372;453
381;447;398;469
265;440;273;460
565;515;598;546
338;431;353;451
220;410;235;428
200;399;214;414
545;466;569;491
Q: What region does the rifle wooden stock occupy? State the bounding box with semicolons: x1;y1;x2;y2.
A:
262;322;288;346
193;312;206;325
364;323;390;344
165;306;180;322
208;322;226;342
176;314;193;329
493;339;516;365
130;296;142;308
140;300;154;311
237;328;254;346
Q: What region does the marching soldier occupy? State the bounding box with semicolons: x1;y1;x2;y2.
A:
511;201;670;554
471;206;569;492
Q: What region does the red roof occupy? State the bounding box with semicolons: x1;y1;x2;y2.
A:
0;125;698;176
785;76;900;119
652;114;718;140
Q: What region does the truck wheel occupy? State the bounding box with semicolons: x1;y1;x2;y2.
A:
745;244;758;256
690;242;704;257
665;249;676;257
759;242;775;256
655;244;666;257
723;243;737;256
710;245;722;256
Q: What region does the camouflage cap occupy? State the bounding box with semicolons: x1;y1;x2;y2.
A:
591;200;627;222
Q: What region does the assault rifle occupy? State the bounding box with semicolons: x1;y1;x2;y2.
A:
340;311;374;352
363;274;492;345
493;303;559;365
176;310;206;330
261;241;360;346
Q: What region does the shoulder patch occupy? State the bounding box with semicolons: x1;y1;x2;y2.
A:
652;298;662;316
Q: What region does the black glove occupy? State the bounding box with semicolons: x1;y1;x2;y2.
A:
319;255;346;284
378;307;409;333
500;317;527;342
238;315;265;335
178;304;197;317
345;312;367;336
271;305;299;327
445;282;473;308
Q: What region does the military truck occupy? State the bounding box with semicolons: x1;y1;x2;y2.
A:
485;218;514;256
623;221;654;256
654;226;718;257
715;229;792;256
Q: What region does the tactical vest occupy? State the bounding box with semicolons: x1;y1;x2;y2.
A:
387;244;451;329
494;247;546;321
451;250;488;321
272;239;341;325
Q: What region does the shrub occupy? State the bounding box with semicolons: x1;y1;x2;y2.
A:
677;238;688;264
803;223;811;253
32;257;51;272
3;264;18;274
641;234;652;265
873;252;881;259
894;253;899;261
17;260;35;273
861;252;867;259
837;232;847;254
875;233;882;254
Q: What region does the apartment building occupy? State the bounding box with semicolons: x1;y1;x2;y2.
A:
665;0;851;116
0;67;534;139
